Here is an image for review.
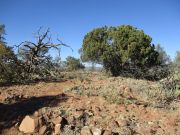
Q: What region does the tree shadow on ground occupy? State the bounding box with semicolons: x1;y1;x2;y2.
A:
0;93;68;132
0;78;67;87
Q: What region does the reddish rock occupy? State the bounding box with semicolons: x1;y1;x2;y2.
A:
67;116;76;125
103;130;113;135
85;109;94;116
92;106;101;112
52;116;62;125
176;94;180;100
156;128;165;135
39;125;47;135
120;127;132;135
54;124;61;135
136;127;153;135
74;111;83;119
123;87;133;98
108;120;119;130
116;120;128;127
38;116;44;127
81;126;92;135
19;115;39;133
91;127;102;135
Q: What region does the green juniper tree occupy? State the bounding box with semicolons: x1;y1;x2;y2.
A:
0;24;20;83
65;56;85;71
81;25;168;79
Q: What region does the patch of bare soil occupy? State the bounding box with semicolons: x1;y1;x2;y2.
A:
0;73;179;135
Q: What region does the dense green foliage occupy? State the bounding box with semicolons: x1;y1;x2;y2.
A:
81;25;169;79
0;25;22;83
0;43;18;83
65;56;85;71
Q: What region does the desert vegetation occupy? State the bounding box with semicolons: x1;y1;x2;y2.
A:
0;23;180;135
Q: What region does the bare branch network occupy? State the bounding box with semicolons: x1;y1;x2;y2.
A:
14;27;72;72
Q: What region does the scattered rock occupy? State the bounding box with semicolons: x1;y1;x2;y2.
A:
176;94;180;100
67;116;76;125
75;111;90;127
19;115;39;133
108;120;119;130
91;127;102;135
54;124;61;135
124;87;132;92
85;109;94;116
92;106;101;112
74;111;84;119
123;87;133;98
52;116;63;125
38;116;46;127
103;130;112;135
1;74;180;135
156;127;165;134
116;120;128;127
136;126;153;135
120;127;132;135
63;125;75;135
39;125;47;135
81;126;92;135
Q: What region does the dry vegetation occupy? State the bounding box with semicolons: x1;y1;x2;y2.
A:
0;24;180;135
0;71;179;135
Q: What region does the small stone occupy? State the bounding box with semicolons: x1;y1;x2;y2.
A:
54;124;61;135
103;130;112;135
156;128;165;134
19;115;38;133
148;121;154;125
85;110;94;116
120;127;132;135
39;125;47;135
92;106;101;115
81;126;92;135
91;127;102;135
117;120;128;127
108;120;119;129
74;111;83;119
38;117;44;127
63;125;74;135
136;127;152;135
124;87;131;92
52;116;62;125
33;111;39;117
67;116;76;125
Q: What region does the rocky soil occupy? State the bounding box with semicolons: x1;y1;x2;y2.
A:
0;72;179;135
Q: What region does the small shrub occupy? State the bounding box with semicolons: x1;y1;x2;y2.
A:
65;56;85;71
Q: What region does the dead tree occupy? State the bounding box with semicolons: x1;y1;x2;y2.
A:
16;27;72;75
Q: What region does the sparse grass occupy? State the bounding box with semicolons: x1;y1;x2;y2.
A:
64;73;179;109
1;71;179;135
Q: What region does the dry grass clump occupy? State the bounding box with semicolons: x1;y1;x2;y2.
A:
64;73;179;109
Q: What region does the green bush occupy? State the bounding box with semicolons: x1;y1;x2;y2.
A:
80;25;168;80
0;25;22;84
65;56;85;71
0;43;22;83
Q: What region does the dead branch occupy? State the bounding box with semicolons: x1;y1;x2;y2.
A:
15;27;72;73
